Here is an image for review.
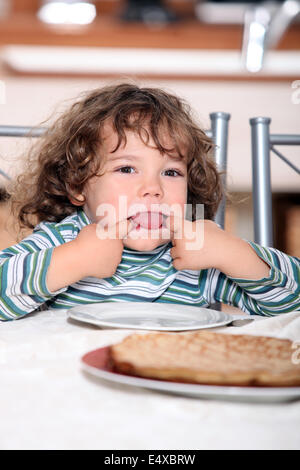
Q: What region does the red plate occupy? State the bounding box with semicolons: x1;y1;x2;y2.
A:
80;347;300;403
82;346;113;371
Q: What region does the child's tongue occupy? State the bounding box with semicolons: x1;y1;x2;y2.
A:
131;212;164;230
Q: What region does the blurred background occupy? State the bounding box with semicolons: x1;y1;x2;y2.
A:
0;0;299;256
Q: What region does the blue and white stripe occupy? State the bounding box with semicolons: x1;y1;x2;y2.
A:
0;209;299;320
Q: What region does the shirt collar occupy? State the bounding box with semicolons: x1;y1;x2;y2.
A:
77;208;92;228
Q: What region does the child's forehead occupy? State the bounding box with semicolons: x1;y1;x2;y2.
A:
100;121;187;158
101;120;169;141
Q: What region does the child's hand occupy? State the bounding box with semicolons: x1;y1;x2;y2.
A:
166;215;270;280
74;218;134;279
165;215;226;271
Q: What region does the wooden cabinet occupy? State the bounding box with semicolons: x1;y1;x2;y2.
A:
1;1;299;50
273;194;300;258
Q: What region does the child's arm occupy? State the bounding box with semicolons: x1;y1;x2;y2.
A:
0;219;132;320
167;216;300;315
212;232;271;280
208;240;300;315
46;220;132;292
207;241;300;315
0;239;65;321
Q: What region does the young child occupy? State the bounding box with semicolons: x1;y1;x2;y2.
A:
0;83;299;320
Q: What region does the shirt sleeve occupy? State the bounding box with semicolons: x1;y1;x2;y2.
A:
208;241;300;316
0;224;68;321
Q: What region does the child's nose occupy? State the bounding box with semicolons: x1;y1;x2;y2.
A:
139;177;163;198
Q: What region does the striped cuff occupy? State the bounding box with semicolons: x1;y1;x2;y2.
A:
227;241;287;290
0;248;67;320
14;247;66;297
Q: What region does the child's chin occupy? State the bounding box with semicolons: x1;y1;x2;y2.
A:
123;236;169;252
123;226;171;251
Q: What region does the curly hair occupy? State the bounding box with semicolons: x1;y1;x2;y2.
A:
10;83;224;230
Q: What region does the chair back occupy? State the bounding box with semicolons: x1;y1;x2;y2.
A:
208;112;231;230
250;117;300;247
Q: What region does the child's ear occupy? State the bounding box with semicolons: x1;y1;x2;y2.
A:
69;194;85;206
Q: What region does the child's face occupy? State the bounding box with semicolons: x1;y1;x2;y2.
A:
82;124;188;251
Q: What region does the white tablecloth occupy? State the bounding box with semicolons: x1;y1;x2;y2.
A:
1;306;300;450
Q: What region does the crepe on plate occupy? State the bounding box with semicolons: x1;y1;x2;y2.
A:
109;331;300;387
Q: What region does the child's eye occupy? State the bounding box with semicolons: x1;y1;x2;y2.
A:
116;166;135;174
115;167;183;177
164;169;183;177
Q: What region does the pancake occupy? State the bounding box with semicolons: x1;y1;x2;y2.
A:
109;331;300;387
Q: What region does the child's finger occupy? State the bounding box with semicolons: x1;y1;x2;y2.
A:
116;218;135;239
96;217;134;240
165;214;184;238
170;246;178;259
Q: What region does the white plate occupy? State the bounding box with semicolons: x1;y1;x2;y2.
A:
81;346;300;403
67;302;234;331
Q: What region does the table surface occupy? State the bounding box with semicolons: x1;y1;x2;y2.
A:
1;305;300;450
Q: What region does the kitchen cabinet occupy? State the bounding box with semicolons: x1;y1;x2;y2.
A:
0;2;299;80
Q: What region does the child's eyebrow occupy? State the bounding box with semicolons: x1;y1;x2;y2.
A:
108;154;139;162
108;154;185;164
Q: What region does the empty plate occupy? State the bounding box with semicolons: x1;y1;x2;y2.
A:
67;301;233;331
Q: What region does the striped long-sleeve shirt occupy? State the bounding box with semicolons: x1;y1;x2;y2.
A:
0;209;299;320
